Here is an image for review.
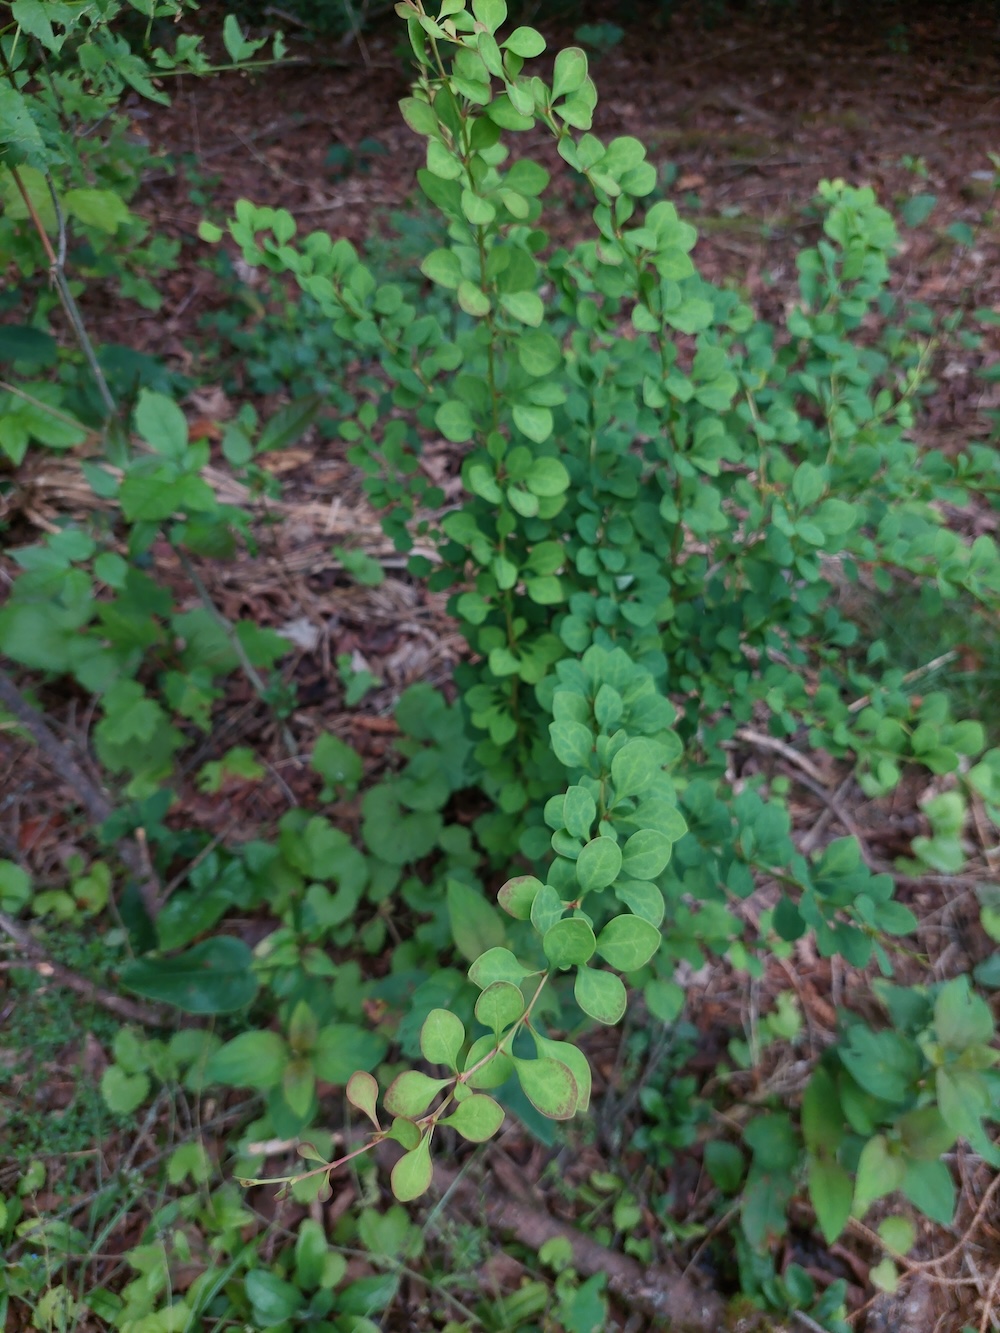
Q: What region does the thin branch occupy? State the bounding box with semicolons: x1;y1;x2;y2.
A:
0;668;161;914
0;909;167;1026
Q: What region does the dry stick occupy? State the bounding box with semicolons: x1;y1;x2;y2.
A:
436;1166;730;1331
7;165;117;421
0;668;161;914
0;909;166;1026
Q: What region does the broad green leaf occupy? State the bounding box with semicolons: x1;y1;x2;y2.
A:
134;390;187;457
575;837;622;893
534;1034;592;1113
313;1025;387;1085
391;1135;433;1201
933;975;993;1049
447;879;505;962
475;980;525;1034
469;946;536;989
807;1154;853;1243
502;26;545;57
552;47;587;100
436;399;476;442
513;1055;578;1120
120;938;258;1014
597;914;660;972
550;720;594;768
384;1071;451;1118
472;0;506;33
346;1072;381;1129
620;828;672;880
64;188;129;234
853;1134;905;1216
205;1031;288;1089
574;967;626;1024
420;1009;465;1069
245;1271;305;1327
101;1066;150;1115
610;739;659;796
442;1094;504;1142
498;875;542;919
464;1035;514;1090
543;916;597;968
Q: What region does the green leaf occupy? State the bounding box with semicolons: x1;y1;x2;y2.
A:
257;395;323;453
447;879;506;962
901;1157;955;1225
704;1141;744;1193
575;837;622;893
391;1135;433;1201
311;733;363;792
552;47;588;99
421;247;463;288
384;1071;451;1118
933;975;993;1049
420;1009;465;1069
499;291;544;325
313;1025;387;1085
101;1066;150;1115
475;980;525;1034
0;87;45;164
442;1093;504;1142
0;860;31;913
574;967;626;1024
472;0;506;34
513;1055;579;1120
611;739;660;797
550;720;594;768
346;1071;381;1129
64;188;129;234
468;946;536;989
498;875;542;919
525;456;570;497
563;786;597;840
120;938;258;1014
901;193;937;226
543;916;597;968
853;1134;905;1216
245;1271;305;1327
597;914;661;972
808;1155;853;1243
0;326;57;365
134;390;187;457
503;26;546;57
436;399;476;442
620;828;673;880
205;1031;288;1089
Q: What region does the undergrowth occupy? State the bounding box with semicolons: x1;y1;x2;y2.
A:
1;2;1000;1331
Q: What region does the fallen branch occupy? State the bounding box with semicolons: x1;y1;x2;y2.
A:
0;668;161;915
0;909;168;1027
435;1165;765;1332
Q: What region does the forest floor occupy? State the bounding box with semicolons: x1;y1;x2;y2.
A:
3;1;1000;1330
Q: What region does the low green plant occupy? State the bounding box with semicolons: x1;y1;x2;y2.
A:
4;0;1000;1329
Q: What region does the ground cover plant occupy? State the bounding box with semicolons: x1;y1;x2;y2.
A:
2;1;1000;1330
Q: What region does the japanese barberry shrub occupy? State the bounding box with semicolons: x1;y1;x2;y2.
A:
214;0;1000;1247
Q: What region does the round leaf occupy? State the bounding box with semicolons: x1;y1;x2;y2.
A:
205;1031;288;1090
475;980;526;1034
513;1055;579;1120
420;1009;465;1070
543;916;597;969
346;1071;381;1129
574;967;627;1025
443;1093;505;1142
384;1070;451;1118
576;837;622;893
620;828;673;881
498;875;542;919
597;914;661;972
